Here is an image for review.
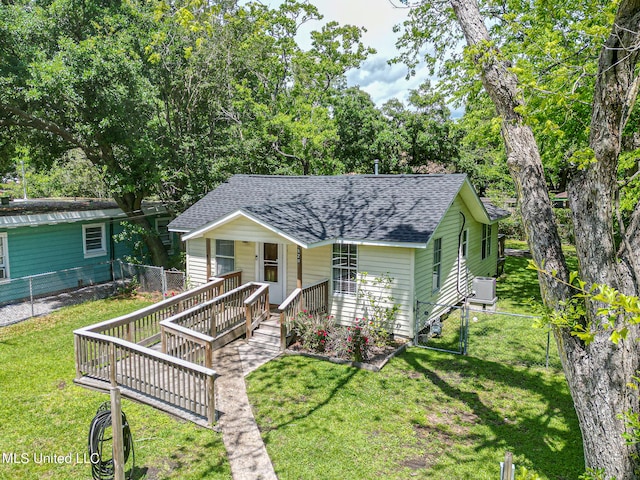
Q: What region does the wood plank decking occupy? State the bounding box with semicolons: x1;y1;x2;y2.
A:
73;274;329;428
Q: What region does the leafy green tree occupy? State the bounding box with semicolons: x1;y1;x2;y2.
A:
0;0;170;264
396;0;640;477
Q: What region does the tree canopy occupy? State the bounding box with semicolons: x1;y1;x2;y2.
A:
396;0;640;477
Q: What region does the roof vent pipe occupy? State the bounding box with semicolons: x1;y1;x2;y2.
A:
374;158;379;175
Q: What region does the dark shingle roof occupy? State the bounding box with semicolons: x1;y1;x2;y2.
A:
481;198;511;222
169;174;486;245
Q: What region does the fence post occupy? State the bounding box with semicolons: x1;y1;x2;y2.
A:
463;304;470;355
110;386;125;480
546;330;551;369
29;277;34;318
500;451;514;480
161;266;167;298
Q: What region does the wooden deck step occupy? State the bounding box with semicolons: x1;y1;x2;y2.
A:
73;377;212;428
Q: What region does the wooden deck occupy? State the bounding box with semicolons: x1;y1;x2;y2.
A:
73;273;329;427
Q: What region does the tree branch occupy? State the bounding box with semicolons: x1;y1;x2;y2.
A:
0;104;101;160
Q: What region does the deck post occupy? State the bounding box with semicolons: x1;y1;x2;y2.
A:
207;375;216;426
74;334;81;379
265;290;270;318
205;343;213;369
245;303;252;341
161;325;167;354
323;280;329;314
280;311;287;351
210;302;217;338
109;343;117;387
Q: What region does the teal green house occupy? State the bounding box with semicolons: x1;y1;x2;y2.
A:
0;198;174;304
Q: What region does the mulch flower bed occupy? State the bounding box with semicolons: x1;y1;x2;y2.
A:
286;339;410;372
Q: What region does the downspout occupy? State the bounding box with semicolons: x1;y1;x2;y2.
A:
109;217;115;282
457;212;469;300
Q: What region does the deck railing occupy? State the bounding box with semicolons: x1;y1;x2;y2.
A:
83;279;225;346
245;283;270;340
278;279;329;350
74;330;217;425
159;282;269;366
210;270;242;294
73;274;242;426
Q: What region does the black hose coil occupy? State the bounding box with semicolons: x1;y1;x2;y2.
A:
87;402;134;480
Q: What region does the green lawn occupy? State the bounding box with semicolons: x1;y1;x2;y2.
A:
0;244;583;479
246;245;584;479
0;297;230;480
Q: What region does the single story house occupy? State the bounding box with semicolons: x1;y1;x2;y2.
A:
0;198;175;304
168;174;509;338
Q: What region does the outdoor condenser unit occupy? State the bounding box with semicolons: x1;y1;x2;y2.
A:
472;277;497;305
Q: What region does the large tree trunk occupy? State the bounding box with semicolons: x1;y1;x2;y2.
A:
114;192;170;267
449;0;640;477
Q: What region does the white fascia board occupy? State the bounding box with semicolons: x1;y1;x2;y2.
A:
309;237;427;250
0;208;126;228
181;209;309;248
459;179;492;224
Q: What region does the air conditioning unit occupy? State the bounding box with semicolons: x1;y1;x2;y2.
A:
471;277;497;305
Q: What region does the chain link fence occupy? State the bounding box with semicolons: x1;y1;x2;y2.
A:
415;301;469;355
416;301;559;369
0;261;185;326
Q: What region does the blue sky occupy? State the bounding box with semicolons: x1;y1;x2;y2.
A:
249;0;426;106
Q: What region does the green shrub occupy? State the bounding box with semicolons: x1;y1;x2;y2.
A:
293;311;336;353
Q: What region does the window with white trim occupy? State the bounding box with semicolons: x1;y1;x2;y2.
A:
332;243;357;295
482;224;492;260
0;233;8;280
215;239;235;275
156;217;173;248
460;229;468;258
83;223;106;258
433;237;442;292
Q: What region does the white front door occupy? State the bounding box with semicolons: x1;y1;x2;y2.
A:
258;243;285;304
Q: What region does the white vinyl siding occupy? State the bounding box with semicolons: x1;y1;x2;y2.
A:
208;216;290;244
415;196;500;325
330;245;414;338
83;223;106;258
0;233;8;280
286;244;332;294
186;237;208;286
235;241;256;283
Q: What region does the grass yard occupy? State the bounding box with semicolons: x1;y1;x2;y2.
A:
0;241;584;479
0;297;230;480
246;242;585;479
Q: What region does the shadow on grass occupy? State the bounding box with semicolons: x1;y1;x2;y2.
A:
248;358;361;434
398;348;583;478
497;256;542;306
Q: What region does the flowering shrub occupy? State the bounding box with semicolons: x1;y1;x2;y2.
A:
333;318;373;362
293;311;335;353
